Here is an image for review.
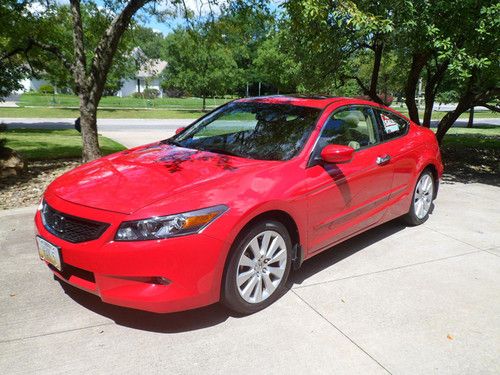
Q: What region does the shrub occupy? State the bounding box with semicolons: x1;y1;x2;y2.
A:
142;88;160;99
132;88;160;99
38;84;54;94
164;87;184;98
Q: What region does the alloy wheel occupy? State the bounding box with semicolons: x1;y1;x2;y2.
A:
414;173;434;219
236;230;287;304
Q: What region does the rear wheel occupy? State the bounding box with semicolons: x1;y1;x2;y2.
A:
222;220;292;314
403;169;435;226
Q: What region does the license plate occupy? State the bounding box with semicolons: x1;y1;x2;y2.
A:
37;236;62;271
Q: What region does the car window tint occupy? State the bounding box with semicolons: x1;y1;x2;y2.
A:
378;111;409;140
316;107;379;152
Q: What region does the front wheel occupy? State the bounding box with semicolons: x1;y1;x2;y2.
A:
222;220;292;314
403;169;435;226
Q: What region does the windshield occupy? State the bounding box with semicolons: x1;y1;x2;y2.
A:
170;102;321;161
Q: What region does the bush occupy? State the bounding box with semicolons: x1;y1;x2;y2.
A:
164;87;184;98
132;88;160;99
143;88;160;99
38;84;54;94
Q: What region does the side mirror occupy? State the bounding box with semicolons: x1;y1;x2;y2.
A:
175;127;186;135
320;144;355;164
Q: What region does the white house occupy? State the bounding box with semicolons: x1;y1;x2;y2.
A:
15;50;168;97
117;59;168;97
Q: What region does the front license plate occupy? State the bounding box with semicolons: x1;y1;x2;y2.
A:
36;236;62;271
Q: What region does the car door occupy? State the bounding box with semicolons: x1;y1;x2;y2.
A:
373;109;415;217
305;105;394;254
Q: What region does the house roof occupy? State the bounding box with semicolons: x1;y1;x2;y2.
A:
137;59;168;78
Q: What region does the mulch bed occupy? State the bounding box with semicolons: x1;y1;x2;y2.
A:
0;159;80;210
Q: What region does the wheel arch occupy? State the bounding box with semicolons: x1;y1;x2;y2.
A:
220;209;303;297
421;163;439;199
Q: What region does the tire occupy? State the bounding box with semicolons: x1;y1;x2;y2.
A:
222;220;292;314
403;169;435;226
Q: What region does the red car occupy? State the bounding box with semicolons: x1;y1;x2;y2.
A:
35;96;443;314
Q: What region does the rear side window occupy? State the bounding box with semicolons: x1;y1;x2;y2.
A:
376;110;409;140
316;106;379;151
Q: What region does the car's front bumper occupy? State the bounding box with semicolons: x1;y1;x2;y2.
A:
34;195;229;313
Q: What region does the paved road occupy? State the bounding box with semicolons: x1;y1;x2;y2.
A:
1;182;499;374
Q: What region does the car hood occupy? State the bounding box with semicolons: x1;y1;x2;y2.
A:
47;143;272;214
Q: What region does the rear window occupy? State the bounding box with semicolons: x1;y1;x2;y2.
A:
378;111;409;140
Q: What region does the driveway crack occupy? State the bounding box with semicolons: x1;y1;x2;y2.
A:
291;289;392;374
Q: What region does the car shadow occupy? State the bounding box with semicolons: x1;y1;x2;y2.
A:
291;219;407;286
58;219;407;333
59;281;234;333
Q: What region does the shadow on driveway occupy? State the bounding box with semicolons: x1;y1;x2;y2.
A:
58;219;408;333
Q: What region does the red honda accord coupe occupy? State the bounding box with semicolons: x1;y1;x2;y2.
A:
35;96;443;314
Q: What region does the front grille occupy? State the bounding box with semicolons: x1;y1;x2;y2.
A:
42;202;110;243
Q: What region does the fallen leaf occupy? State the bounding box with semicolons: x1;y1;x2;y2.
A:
9;293;15;297
447;334;454;340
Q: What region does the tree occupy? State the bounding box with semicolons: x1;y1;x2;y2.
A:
1;0;177;161
163;27;239;110
283;0;499;142
252;31;300;94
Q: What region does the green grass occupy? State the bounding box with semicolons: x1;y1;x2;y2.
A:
441;125;500;137
19;93;231;110
2;129;126;160
442;133;500;150
0;107;203;119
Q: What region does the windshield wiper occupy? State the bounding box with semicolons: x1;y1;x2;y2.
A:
162;138;182;147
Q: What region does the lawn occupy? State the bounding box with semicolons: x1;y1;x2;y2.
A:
0;107;203;119
18;93;231;110
2;129;126;160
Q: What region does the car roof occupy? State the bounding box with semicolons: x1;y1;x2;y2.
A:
234;95;382;110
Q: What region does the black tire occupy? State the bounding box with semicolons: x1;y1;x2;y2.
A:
221;220;292;314
403;169;435;226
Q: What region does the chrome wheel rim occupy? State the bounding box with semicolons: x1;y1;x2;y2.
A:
414;174;434;219
236;230;287;304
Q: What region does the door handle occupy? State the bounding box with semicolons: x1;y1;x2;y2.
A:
376;154;391;165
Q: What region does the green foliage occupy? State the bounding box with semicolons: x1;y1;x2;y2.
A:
38;84;55;94
163;27;239;106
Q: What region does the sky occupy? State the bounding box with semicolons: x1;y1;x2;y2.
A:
44;0;282;35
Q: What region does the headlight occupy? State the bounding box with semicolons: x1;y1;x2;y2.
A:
115;205;228;241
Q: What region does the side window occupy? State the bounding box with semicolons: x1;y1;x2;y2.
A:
377;110;409;140
316;106;380;152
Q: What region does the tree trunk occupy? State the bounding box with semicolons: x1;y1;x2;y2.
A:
79;97;101;162
404;52;430;124
369;42;383;97
467;107;474;128
422;60;449;127
202;96;206;111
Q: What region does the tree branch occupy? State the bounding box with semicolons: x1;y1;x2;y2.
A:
476;102;500;112
89;0;153;103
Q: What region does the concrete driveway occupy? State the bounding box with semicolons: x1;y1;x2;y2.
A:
1;181;499;374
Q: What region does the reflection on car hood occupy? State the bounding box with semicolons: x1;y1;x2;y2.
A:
47;143;271;214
